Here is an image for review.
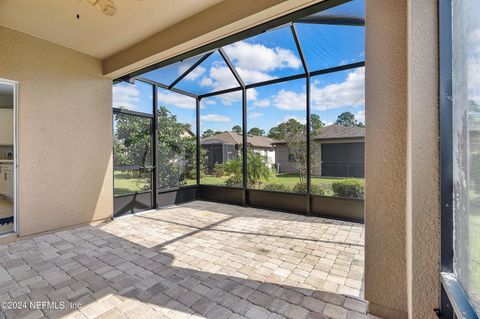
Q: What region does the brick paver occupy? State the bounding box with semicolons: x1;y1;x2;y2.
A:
0;201;378;318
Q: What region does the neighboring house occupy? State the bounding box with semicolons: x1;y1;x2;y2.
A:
201;131;275;172
272;125;365;178
181;128;195;138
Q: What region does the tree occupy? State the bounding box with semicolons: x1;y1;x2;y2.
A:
267;118;304;140
157;106;197;189
232;125;242;133
223;149;275;188
335;111;364;127
248;127;265;136
267;118;319;185
311;114;325;134
202;129;215;138
113;113;151;167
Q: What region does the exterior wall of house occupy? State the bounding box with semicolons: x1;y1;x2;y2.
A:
275;140;364;176
252;147;275;166
274;144;297;174
365;0;439;318
0;26;113;237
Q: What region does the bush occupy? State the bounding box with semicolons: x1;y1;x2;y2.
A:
332;179;364;199
311;184;325;196
263;183;291;192
290;182;325;196
225;175;242;188
292;182;307;194
213;163;225;177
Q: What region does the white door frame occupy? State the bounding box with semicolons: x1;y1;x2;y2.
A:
0;78;18;234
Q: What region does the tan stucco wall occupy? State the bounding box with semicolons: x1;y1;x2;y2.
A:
365;0;409;318
406;0;439;317
365;1;440;318
0;25;113;236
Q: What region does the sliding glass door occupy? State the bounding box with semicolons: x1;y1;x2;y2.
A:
440;0;480;316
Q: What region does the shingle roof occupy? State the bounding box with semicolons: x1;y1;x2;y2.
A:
313;124;365;140
201;131;275;149
272;124;365;144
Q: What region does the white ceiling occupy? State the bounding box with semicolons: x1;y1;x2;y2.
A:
0;0;224;59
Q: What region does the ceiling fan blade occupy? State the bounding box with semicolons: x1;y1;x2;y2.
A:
87;0;117;16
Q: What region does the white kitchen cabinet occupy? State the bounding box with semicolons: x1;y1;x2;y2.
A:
0;109;14;145
0;165;13;198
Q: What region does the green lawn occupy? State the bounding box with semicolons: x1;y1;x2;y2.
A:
115;172;364;197
114;171;150;196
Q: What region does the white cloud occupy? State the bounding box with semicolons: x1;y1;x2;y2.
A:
272;89;306;111
206;64;240;91
200;114;231;122
311;67;365;111
200;77;213;87
237;68;276;83
113;85;140;109
195;41;300;91
248;112;264;120
158;91;196;109
204;99;217;105
355;110;365;123
253;98;270;108
184;66;206;81
277;115;306;125
209;88;258;106
224;41;301;72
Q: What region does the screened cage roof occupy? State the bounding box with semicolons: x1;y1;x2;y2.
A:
128;0;365;99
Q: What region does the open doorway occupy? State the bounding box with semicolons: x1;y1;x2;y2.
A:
0;80;16;235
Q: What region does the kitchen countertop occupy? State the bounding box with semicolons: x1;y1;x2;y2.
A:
0;160;13;164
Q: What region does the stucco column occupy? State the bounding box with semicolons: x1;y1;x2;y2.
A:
365;0;439;318
365;0;409;317
406;0;439;318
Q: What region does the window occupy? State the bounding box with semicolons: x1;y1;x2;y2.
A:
450;0;480;313
441;0;480;316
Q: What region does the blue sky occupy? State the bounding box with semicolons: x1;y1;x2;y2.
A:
113;5;365;135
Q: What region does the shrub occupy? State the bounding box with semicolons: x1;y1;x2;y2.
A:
332;179;364;199
292;182;307;194
263;183;291;192
311;184;325;196
213;163;225;177
225;175;242;188
291;182;325;196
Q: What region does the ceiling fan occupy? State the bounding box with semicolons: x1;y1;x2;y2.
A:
79;0;144;17
86;0;117;16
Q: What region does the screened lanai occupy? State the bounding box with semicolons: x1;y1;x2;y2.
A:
112;0;366;220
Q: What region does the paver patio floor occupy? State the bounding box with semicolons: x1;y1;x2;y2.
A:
0;201;375;319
